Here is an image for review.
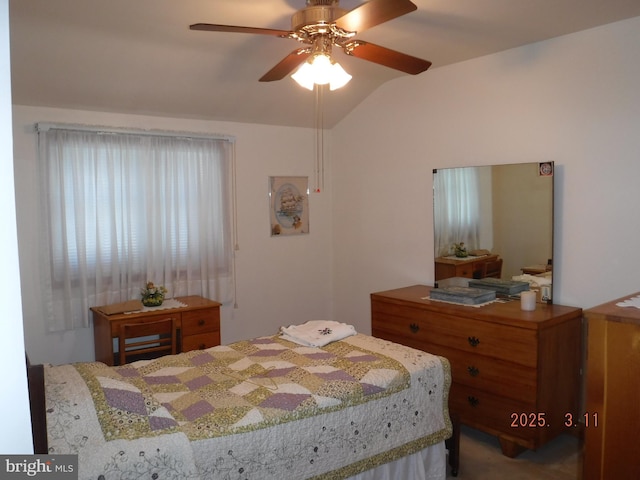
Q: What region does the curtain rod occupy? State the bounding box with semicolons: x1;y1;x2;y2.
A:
35;122;235;143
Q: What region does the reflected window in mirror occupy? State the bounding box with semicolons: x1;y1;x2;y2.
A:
433;162;554;303
433;166;482;257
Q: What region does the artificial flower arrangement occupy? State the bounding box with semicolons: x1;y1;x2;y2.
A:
140;281;168;307
453;242;468;258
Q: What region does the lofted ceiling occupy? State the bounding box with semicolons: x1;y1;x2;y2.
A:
9;0;640;128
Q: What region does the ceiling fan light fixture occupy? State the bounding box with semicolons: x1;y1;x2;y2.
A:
328;61;352;90
291;53;352;90
291;62;316;90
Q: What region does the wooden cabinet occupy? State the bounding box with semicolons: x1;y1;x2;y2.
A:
583;293;640;480
371;285;582;457
435;255;498;281
91;295;221;365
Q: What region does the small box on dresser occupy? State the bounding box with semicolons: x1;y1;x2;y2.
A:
371;285;583;457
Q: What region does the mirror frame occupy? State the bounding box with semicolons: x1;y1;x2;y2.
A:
433;162;554;303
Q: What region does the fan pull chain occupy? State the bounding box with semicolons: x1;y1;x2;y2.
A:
314;84;325;193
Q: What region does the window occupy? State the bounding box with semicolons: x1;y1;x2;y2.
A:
37;125;235;332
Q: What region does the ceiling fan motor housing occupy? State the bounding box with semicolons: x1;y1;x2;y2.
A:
292;5;348;31
306;0;340;6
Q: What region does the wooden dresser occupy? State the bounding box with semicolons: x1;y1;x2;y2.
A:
92;295;221;365
583;293;640;480
371;285;582;457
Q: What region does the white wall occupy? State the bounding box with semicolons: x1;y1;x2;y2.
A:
331;16;640;331
13;107;334;364
0;0;34;453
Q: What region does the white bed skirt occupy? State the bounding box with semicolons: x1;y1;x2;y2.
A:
347;441;446;480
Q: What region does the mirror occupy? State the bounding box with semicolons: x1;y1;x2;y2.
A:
433;162;554;302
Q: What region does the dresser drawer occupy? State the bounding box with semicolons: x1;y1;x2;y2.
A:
450;382;538;446
424;344;537;402
372;322;430;352
181;308;219;336
182;331;220;352
372;301;537;367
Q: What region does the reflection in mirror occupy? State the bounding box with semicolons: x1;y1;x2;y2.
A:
433;162;554;303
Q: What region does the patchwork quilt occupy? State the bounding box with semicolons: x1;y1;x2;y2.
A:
45;333;452;480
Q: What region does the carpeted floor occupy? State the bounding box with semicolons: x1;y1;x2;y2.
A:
448;426;582;479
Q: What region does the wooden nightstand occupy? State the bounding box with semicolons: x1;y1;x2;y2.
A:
91;295;221;365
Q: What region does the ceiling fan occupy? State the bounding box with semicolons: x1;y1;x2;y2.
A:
190;0;432;88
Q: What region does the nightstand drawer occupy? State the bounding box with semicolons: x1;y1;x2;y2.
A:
182;331;220;352
181;308;219;336
109;313;179;337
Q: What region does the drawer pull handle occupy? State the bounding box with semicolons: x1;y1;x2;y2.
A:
467;336;480;347
468;396;479;407
467;366;480;377
198;319;206;326
409;323;420;334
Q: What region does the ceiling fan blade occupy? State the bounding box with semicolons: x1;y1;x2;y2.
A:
335;0;417;33
343;40;431;75
190;23;292;38
259;48;312;82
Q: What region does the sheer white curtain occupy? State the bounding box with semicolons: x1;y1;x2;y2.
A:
433;167;481;257
37;125;235;332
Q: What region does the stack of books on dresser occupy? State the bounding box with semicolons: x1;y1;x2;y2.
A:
429;286;496;305
468;278;530;295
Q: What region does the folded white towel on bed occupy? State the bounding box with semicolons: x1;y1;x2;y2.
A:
280;320;357;347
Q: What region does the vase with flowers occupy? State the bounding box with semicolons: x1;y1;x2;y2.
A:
453;242;468;258
141;281;168;307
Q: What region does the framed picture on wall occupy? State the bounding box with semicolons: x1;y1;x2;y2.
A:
269;176;309;236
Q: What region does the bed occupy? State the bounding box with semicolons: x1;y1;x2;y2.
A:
27;330;457;479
